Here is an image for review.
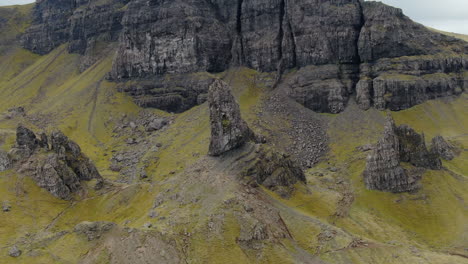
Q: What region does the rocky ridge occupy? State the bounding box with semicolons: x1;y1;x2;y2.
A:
20;0;468;114
7;125;102;199
363;115;454;193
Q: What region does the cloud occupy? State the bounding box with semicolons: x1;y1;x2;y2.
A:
368;0;468;34
0;0;34;6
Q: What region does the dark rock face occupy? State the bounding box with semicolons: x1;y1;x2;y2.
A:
22;0;468;113
289;64;358;113
358;2;465;62
363;115;444;193
9;126;102;199
21;0;128;69
208;79;253;156
356;2;467;111
243;145;306;190
431;136;456;161
21;0;76;55
111;0;232;79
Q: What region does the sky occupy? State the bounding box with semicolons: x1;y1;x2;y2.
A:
0;0;467;34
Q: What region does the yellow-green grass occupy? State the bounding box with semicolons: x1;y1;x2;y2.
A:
0;34;466;263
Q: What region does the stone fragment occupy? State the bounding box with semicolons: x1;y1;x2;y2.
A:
0;150;11;172
8;245;21;257
431;136;456;161
2;201;11;212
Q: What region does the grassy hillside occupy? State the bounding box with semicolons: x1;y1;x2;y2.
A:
0;6;467;264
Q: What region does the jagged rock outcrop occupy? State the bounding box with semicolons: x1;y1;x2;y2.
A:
21;0;468;113
208;79;253;156
242;145;306;190
363;115;415;192
9;126;102;199
431;136;456;161
0;150;10;172
50;130;102;181
395;125;441;170
364;115;444;193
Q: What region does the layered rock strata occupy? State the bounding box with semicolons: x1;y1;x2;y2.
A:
21;0;468;113
9;126;102;199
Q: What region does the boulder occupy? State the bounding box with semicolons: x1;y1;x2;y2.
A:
8;245;21;257
431;136;456;161
0;150;11;172
208;79;253;156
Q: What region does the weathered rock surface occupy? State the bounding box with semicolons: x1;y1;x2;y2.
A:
243;145;306;190
0;150;11;171
21;153;82;199
395;125;441;170
208;79;253;156
356;2;467;111
289;65;358;113
21;0;468;113
363;115;415;193
431;136;456;161
117;73;215;113
8;245;21;257
21;0;128;56
364;115;445;192
50;130;102;181
9;126;102;199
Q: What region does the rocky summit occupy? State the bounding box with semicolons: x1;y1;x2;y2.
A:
0;0;467;263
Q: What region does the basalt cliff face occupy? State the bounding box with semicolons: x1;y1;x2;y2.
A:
21;0;468;113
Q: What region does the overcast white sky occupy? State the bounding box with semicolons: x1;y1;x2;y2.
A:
0;0;467;34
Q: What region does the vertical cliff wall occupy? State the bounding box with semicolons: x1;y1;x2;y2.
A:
20;0;468;113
